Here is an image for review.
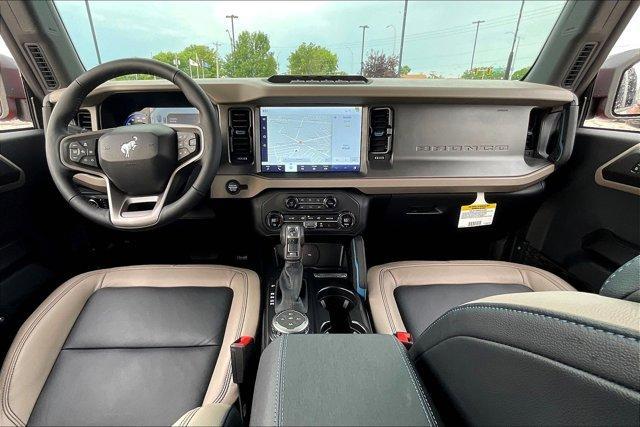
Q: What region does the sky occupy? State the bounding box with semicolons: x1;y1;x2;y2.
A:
1;1;639;78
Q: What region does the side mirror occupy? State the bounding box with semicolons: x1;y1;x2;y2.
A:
613;61;640;117
592;49;640;120
0;54;27;121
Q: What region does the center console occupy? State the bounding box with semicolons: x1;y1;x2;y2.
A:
250;334;438;426
257;196;371;345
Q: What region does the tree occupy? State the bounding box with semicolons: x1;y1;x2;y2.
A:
460;66;505;80
287;43;338;75
399;65;411;76
362;51;398;78
510;66;531;80
223;31;278;78
154;45;221;78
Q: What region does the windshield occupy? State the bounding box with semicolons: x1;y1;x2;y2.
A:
55;0;565;80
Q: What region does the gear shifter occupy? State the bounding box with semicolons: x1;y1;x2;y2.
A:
272;224;309;335
276;224;305;313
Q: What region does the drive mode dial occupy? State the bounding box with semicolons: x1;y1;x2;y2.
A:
339;212;355;228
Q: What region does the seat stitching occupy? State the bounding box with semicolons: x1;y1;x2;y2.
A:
391;338;437;426
214;270;249;404
212;273;238;403
181;407;199;426
279;335;288;426
602;257;638;287
274;337;285;426
377;262;572;291
418;304;640;348
516;267;527;287
421;335;640;393
387;270;401;332
2;270;104;425
379;268;396;333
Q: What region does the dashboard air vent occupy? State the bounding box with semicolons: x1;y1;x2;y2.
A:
24;43;58;90
76;109;92;131
368;107;393;155
562;42;597;88
228;108;253;164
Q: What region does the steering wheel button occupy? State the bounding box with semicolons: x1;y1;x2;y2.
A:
79;155;97;166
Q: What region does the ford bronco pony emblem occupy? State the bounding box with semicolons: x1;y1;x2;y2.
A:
121;136;138;158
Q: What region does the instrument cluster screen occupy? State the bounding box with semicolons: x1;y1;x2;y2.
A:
124;107;199;126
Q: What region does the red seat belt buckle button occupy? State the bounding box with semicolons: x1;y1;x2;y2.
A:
233;336;254;348
231;336;255;384
395;331;413;349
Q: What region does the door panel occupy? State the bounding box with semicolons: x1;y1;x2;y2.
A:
0;129;82;355
526;128;640;292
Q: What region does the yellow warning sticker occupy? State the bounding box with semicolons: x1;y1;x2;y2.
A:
458;193;496;228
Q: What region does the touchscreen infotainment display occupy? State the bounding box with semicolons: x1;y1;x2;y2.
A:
259;106;362;173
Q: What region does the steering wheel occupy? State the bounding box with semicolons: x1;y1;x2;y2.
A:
45;58;221;230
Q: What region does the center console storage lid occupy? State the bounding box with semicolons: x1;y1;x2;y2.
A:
249;334;438;426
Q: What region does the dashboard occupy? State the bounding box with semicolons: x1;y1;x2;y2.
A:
54;78;577;204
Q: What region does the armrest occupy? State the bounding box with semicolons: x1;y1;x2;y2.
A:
249;334;438;426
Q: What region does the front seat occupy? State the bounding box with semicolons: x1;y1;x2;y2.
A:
368;260;575;337
368;259;640;425
0;265;260;426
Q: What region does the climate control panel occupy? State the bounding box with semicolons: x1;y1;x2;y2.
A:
254;191;367;236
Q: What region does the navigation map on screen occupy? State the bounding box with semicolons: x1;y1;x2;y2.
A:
259;106;362;173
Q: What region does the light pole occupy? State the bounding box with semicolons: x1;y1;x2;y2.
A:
226;14;238;51
470;20;485;71
386;25;397;56
397;0;408;76
212;41;221;78
505;32;522;76
226;29;234;48
345;47;355;75
504;0;525;80
84;0;102;64
359;25;369;76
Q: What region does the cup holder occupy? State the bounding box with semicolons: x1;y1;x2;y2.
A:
317;286;366;334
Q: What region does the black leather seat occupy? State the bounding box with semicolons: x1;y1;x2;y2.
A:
368;258;640;425
368;260;575;337
0;265;260;426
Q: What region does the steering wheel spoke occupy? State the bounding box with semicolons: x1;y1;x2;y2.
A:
170;124;204;164
59;128;111;175
105;124;205;229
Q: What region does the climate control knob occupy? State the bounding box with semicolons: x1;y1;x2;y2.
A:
339;212;355;228
285;196;298;209
324;196;337;209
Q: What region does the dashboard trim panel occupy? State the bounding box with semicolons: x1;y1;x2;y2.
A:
211;164;555;198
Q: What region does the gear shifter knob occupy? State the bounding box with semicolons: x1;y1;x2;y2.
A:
281;224;304;262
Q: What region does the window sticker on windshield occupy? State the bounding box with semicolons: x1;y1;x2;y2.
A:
458;193;496;228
